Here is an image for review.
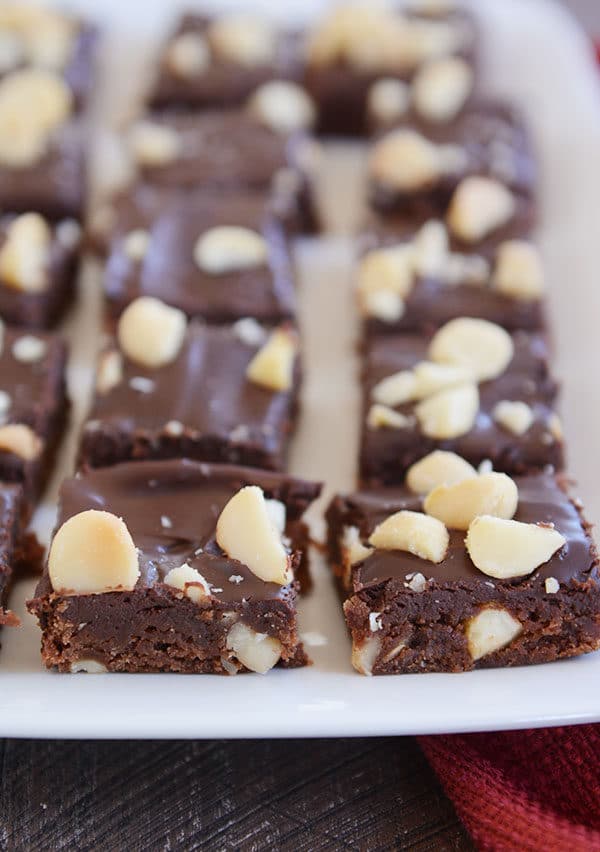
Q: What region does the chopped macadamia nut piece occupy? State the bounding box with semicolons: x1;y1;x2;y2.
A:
369;509;449;563
466;607;522;660
341;526;374;566
216;485;291;585
130;121;181;167
117;297;187;369
412;56;473;123
358;245;415;303
545;577;560;594
96;350;123;394
226;621;282;674
350;634;381;676
363;289;405;322
12;334;46;363
447;176;516;243
208;15;276;67
367;403;412;430
246;327;297;392
194;225;268;274
248;81;316;134
0;423;41;460
369;129;442;191
0;213;51;293
48;510;140;595
166;32;210;78
123;229;150;262
368;77;410;124
164;565;211;603
424;472;518;530
406;450;477;495
493;240;544;300
493;400;534;436
465;515;566;579
428;317;514;381
372;369;417;407
412;219;448;277
415;382;479;439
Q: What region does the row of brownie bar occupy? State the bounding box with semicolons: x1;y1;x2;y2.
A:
322;5;600;673
0;3;101;631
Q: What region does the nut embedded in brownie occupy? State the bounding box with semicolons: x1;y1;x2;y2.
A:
357;219;545;334
103;191;297;325
326;456;600;674
79;298;300;473
27;460;322;674
360;317;563;485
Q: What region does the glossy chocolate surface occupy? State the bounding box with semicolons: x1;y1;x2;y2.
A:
104;192;296;323
330;474;597;592
361;331;563;483
80;321;299;470
39;459;321;604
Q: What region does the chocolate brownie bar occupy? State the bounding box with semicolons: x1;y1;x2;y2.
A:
0;213;80;329
0;4;98;110
367;102;535;235
361;318;563;485
126;110;320;233
28;460;322;674
357;219;545;334
148;12;301;110
79;303;300;473
0;325;68;511
326;463;600;674
103;191;296;324
0;68;86;220
304;2;477;136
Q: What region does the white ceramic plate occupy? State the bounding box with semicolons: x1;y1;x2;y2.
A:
2;0;600;738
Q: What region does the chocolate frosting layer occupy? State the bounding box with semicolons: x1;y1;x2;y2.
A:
150;14;302;110
361;330;563;483
39;459;321;604
134;110;293;193
82;321;298;470
332;474;597;591
104;192;296;323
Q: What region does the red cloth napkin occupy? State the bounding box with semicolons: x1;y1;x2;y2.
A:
418;725;600;850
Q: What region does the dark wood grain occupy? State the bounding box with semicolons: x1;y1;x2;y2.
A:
0;737;472;851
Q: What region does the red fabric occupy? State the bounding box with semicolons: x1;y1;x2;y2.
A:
418;726;600;851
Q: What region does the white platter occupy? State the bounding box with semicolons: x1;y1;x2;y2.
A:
2;0;600;738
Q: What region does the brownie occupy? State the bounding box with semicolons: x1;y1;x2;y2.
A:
304;3;477;136
0;326;69;511
367;102;535;233
103;191;296;324
326;471;600;674
357;220;545;335
0;213;80;329
79;316;300;473
361;322;563;485
28;460;322;673
126;110;319;233
148;13;301;110
0;5;98;109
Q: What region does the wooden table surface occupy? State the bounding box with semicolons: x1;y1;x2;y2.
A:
0;3;596;850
